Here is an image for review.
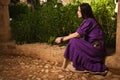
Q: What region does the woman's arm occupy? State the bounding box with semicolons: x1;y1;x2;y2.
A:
62;32;80;41
55;32;80;44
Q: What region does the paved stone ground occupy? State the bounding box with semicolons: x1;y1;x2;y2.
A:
0;43;120;80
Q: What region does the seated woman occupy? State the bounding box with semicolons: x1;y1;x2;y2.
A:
55;3;108;75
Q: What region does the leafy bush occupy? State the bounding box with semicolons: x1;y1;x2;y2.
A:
9;3;31;18
91;0;116;47
10;0;116;47
10;2;81;44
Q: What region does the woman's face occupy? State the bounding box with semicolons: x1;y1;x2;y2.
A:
77;6;82;18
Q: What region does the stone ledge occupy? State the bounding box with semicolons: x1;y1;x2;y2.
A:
0;40;16;54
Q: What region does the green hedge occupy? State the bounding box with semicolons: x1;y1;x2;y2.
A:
10;1;116;47
91;0;116;47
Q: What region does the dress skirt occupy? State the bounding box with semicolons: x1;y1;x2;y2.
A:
64;38;107;72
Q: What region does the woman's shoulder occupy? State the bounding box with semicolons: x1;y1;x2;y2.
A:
85;18;99;25
84;18;96;22
83;18;96;24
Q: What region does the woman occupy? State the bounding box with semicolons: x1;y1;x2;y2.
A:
55;3;107;74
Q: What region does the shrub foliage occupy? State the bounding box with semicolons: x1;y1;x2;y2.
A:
9;0;116;47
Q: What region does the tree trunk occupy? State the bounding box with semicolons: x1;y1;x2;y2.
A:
0;0;11;41
0;0;16;54
105;0;120;74
116;0;120;55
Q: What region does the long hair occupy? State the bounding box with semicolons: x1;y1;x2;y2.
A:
80;3;95;19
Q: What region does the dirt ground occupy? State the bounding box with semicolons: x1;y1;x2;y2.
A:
0;43;120;80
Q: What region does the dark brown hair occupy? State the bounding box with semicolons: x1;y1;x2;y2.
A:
80;3;95;19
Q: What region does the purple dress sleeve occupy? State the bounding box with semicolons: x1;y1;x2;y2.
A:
76;20;91;36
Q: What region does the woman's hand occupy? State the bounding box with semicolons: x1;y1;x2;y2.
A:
55;37;63;44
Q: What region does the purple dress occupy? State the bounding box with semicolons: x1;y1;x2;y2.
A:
64;18;107;72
